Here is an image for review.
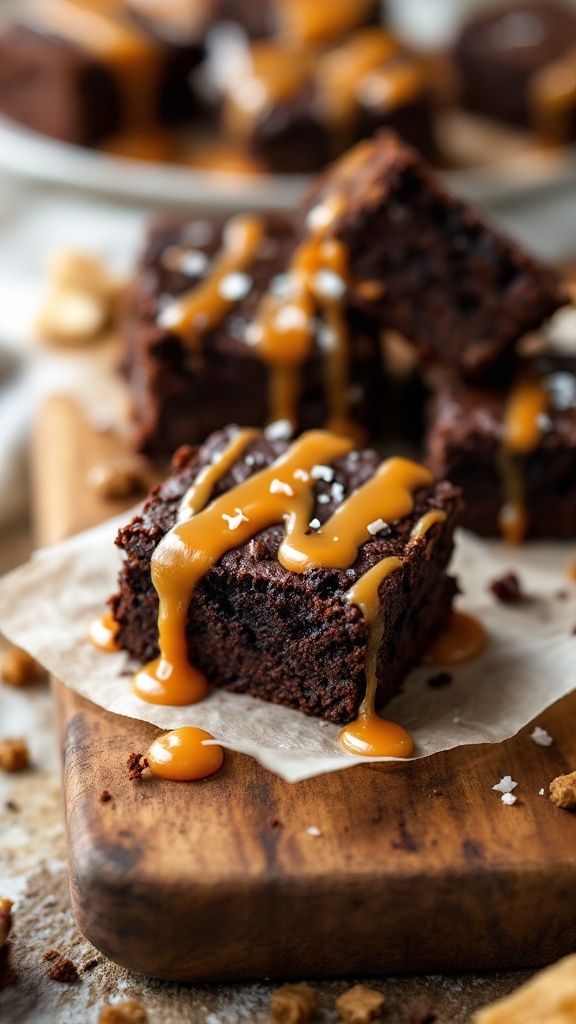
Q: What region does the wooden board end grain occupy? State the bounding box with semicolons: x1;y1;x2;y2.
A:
34;396;576;982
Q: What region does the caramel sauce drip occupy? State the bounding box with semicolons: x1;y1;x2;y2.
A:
159;216;265;351
276;0;377;45
146;726;224;781
498;373;549;545
340;508;447;758
224;42;312;140
88;612;119;652
422;611;486;666
529;49;576;143
315;29;419;145
29;0;161;129
133;429;436;723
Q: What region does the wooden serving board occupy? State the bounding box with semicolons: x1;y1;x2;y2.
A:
33;396;576;983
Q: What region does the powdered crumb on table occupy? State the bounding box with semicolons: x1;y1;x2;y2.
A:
126;752;148;781
335;983;386;1024
270;982;318;1024
549;770;576;809
0;737;29;772
98;790;113;803
0;897;13;949
99;999;148;1024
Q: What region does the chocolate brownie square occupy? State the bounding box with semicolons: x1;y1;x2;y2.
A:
453;1;576;141
111;425;461;723
425;354;576;540
0;3;202;145
302;132;564;378
126;213;384;457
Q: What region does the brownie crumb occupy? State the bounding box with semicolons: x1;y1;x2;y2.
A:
1;646;43;687
335;984;386;1024
82;957;101;972
549;770;576;810
5;800;19;812
126;752;148;781
432;788;443;796
401;999;437;1024
42;949;60;961
47;957;79;982
489;572;523;604
0;738;29;772
270;982;318;1024
98;790;113;803
427;672;452;689
99;999;148;1023
0;898;13;949
270;818;282;828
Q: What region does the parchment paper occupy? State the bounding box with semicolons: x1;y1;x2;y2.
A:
0;513;574;782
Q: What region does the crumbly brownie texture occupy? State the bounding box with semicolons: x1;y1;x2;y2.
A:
453;1;576;133
0;19;202;146
126;214;383;457
304;133;564;379
111;426;460;724
425;355;576;538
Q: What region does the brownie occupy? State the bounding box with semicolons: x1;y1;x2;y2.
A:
302;132;564;379
218;31;437;174
0;6;202;146
425;354;576;539
126;213;384;457
111;426;461;723
453;1;576;140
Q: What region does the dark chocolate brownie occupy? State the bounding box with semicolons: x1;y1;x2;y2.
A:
453;1;576;138
425;354;576;538
219;32;437;175
126;213;384;457
0;8;202;146
302;132;564;379
111;426;461;723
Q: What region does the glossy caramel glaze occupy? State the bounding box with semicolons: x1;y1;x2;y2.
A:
422;610;486;666
530;48;576;142
498;373;549;545
146;726;224;781
88;612;119;652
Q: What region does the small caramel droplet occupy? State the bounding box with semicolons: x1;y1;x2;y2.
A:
340;715;414;758
147;727;224;781
422;610;486;666
88;613;119;653
132;656;210;706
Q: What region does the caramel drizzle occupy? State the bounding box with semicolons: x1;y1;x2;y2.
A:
133;428;436;760
276;0;378;45
27;0;160;129
160;196;355;433
498;373;548;545
340;509;447;758
158;216;265;350
529;48;576;143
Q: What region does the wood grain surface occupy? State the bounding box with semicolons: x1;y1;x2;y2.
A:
34;396;576;983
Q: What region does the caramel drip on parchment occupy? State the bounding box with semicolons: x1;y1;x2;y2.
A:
422;611;486;666
133;430;435;727
340;509;447;758
498;374;549;545
88;612;119;652
159;216;265;350
529;48;576;143
276;0;377;45
27;0;160;129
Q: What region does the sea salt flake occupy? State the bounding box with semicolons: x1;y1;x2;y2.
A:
501;792;517;806
546;371;576;411
367;518;390;536
331;482;345;503
222;508;249;531
306;826;322;837
311;464;334;483
218;271;252;302
312;268;346;300
530;726;553;747
264;419;292;441
293;469;309;482
309;518;321;529
537;412;553;432
156;304;181;330
176;249;209;277
270;479;294;497
317;493;331;504
539;788;545;796
306;203;335;233
493;775;517;794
